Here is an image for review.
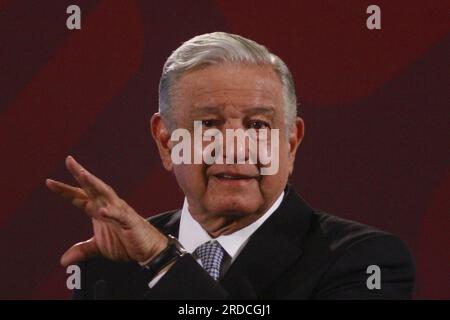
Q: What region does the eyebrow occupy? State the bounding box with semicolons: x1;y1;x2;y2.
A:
190;105;276;117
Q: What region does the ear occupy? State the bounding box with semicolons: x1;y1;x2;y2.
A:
150;113;173;171
287;117;305;175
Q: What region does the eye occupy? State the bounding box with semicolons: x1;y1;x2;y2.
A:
247;120;270;130
201;119;219;128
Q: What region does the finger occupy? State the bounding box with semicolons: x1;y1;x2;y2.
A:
46;179;91;210
65;156;97;198
82;169;117;201
72;198;89;210
66;156;116;201
60;238;100;267
46;179;87;200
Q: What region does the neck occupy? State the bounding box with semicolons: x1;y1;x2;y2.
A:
199;212;265;238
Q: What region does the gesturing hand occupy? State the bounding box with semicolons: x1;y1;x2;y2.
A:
46;156;168;267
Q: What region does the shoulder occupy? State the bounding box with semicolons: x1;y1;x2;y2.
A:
304;211;415;299
312;211;392;250
307;210;413;261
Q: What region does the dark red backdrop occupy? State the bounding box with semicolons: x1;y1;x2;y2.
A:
0;0;448;299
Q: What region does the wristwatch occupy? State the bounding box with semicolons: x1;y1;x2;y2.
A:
141;234;187;277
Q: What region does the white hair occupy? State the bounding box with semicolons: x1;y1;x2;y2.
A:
159;32;298;130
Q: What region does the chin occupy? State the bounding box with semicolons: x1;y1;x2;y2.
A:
206;197;262;216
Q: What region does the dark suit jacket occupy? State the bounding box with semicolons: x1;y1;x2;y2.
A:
74;185;415;299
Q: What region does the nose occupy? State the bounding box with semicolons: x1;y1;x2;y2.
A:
221;120;252;164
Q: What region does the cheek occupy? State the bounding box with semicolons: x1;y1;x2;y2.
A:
260;173;286;195
280;140;294;168
173;165;207;196
259;147;291;191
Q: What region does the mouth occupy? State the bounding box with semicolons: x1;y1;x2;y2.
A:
211;173;260;185
215;173;254;179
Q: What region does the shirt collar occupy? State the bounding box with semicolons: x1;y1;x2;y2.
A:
178;191;285;260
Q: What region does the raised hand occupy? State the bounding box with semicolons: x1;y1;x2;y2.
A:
46;156;168;267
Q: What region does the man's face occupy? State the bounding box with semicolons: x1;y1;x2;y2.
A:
153;63;303;235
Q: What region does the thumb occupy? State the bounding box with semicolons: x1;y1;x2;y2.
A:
60;238;99;267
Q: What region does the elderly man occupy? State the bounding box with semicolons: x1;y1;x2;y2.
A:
46;32;414;299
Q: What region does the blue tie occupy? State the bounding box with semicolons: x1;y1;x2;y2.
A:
194;241;225;281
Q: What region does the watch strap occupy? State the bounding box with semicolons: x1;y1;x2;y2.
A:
141;234;186;278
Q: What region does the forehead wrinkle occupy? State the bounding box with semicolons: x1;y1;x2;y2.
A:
190;87;278;102
188;88;279;113
190;106;223;117
243;106;275;116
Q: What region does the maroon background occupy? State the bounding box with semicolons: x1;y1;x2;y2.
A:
0;0;448;299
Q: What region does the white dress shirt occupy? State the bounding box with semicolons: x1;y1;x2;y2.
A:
148;191;285;288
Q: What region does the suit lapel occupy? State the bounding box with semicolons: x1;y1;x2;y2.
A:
155;209;182;236
220;185;313;298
